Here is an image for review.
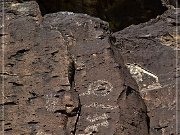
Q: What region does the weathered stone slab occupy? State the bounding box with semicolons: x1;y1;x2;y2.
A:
0;2;79;134
113;8;180;135
43;12;149;135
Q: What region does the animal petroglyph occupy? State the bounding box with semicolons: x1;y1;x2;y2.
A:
80;80;113;96
126;64;162;91
126;64;159;82
45;94;58;112
87;113;109;123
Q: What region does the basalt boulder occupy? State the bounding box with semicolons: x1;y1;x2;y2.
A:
112;8;180;135
0;1;150;135
0;2;80;134
43;10;149;135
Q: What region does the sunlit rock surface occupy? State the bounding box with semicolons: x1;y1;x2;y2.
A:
0;1;149;135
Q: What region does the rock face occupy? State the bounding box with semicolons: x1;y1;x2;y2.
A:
1;1;80;135
112;8;180;135
25;0;167;31
43;12;149;135
0;1;150;135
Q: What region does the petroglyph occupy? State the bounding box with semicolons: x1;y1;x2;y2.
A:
84;102;118;110
36;129;52;135
84;120;109;133
80;80;113;96
159;32;180;50
87;113;109;123
141;83;162;91
78;81;114;134
45;94;58;112
77;133;94;135
61;11;75;15
126;64;162;90
126;64;159;82
76;120;109;135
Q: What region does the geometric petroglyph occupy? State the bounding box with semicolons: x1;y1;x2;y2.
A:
84;120;109;133
76;120;109;135
84;102;118;110
159;32;180;50
80;104;112;134
78;80;113;134
36;129;52;135
77;113;110;135
86;113;109;123
77;119;109;135
80;80;113;96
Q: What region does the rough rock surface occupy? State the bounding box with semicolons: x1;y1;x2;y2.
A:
0;1;150;135
1;1;80;135
43;12;149;135
113;8;180;135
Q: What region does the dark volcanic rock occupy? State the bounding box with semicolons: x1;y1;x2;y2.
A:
0;1;80;134
43;11;149;135
0;1;155;135
113;8;180;135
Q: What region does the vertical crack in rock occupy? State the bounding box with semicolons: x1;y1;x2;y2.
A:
68;60;76;89
67;57;81;135
72;103;81;135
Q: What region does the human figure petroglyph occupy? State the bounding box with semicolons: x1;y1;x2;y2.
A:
80;80;113;96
